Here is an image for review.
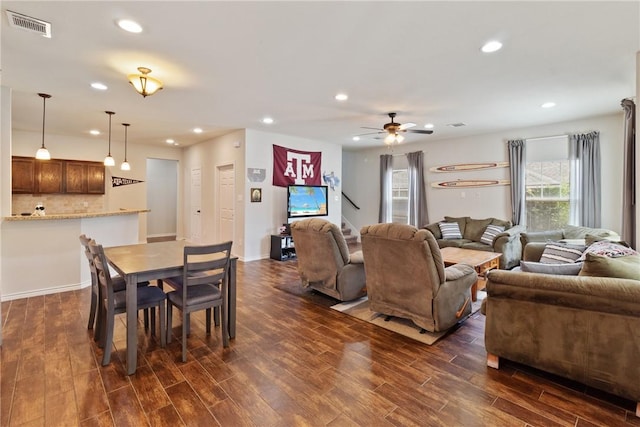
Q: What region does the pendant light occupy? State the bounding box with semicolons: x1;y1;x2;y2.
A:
104;111;115;166
35;93;52;160
120;123;131;171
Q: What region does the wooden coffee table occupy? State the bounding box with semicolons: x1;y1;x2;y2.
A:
440;247;502;301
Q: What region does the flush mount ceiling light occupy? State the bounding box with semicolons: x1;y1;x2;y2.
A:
104;111;115;166
90;129;100;135
541;102;556;108
261;117;274;124
35;93;52;160
481;40;503;53
424;123;434;129
193;127;203;134
90;82;108;90
120;123;131;171
128;67;163;98
335;93;348;101
117;19;142;33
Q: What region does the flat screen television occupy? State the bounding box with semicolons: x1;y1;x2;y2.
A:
287;185;328;218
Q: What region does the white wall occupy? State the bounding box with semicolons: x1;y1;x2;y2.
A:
10;130;183;240
182;130;246;254
343;112;625;235
244;129;343;261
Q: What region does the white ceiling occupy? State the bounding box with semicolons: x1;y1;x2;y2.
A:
2;1;638;150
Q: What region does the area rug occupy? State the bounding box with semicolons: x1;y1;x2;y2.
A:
331;291;485;345
273;281;340;308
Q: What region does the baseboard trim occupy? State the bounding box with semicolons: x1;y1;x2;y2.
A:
1;280;90;302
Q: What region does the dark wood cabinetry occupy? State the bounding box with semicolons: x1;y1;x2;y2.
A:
11;157;36;193
36;159;64;193
11;156;105;194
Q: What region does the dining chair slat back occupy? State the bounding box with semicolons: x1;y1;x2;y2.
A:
89;241;167;366
165;241;233;362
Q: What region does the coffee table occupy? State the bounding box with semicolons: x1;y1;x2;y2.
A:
440;247;502;301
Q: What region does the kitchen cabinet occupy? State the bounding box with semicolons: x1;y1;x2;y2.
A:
11;156;105;194
36;159;64;193
11;157;36;193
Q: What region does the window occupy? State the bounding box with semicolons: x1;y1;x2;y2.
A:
525;135;571;231
391;168;409;224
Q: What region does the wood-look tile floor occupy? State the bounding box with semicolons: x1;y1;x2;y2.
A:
1;258;639;426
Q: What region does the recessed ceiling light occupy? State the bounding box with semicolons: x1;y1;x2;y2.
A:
261;117;274;124
481;40;503;53
541;102;556;108
166;138;175;144
424;123;434;129
90;130;100;135
335;93;348;101
90;82;108;90
352;136;360;141
193;127;203;134
117;19;142;33
173;142;179;146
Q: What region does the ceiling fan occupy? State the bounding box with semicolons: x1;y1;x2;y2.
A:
360;112;434;144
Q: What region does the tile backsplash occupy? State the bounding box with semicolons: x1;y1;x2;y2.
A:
12;194;105;215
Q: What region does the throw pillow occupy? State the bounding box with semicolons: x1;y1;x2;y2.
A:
520;260;583;275
438;222;462;240
480;224;505;246
578;240;638;261
539;241;586;264
578;252;640;280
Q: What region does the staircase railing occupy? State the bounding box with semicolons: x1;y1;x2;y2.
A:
342;192;360;210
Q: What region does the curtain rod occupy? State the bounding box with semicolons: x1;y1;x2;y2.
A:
524;133;568;142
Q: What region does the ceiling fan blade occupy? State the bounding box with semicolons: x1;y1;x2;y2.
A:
407;129;434;135
355;131;384;137
399;122;416;130
361;126;383;131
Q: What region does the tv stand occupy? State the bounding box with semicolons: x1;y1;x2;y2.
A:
270;234;296;261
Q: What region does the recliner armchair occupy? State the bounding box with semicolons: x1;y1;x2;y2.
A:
360;223;477;332
290;218;366;301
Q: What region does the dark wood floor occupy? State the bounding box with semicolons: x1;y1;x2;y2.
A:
1;258;639;426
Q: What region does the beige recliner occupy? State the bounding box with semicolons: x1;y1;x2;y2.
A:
290;218;366;301
360;223;477;332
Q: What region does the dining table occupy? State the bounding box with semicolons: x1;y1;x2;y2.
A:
104;240;237;375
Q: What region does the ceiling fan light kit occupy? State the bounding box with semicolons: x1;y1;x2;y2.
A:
360;112;434;144
128;67;163;98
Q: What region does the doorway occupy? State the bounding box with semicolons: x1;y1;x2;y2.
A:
146;158;178;242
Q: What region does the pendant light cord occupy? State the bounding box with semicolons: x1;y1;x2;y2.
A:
41;96;46;149
108;113;112;156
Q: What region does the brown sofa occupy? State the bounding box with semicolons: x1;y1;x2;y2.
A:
520;224;620;261
360;223;477;332
424;216;525;270
290;218;366;301
483;266;640;417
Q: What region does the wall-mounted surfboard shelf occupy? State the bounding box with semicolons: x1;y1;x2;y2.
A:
431;179;510;188
429;162;509;173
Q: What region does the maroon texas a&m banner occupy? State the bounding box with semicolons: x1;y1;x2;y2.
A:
272;144;321;187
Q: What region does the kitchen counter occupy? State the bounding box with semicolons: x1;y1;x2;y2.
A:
4;208;149;221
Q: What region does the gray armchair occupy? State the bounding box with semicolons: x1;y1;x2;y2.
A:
360;223;477;332
290;218;366;301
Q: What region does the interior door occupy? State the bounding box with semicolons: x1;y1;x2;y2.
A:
191;167;202;242
218;164;235;244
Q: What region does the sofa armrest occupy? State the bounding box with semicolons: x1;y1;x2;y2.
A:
523;242;546;261
486;270;640;315
444;263;475;282
493;225;525;270
349;250;364;264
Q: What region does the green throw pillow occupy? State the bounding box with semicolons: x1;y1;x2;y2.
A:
578;253;640;280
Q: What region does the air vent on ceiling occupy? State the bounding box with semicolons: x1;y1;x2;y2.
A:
6;10;51;38
446;122;467;128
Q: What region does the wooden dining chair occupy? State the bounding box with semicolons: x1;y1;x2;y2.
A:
88;240;167;366
164;241;233;362
79;234;151;343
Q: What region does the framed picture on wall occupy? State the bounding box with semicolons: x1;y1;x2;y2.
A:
251;188;262;203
